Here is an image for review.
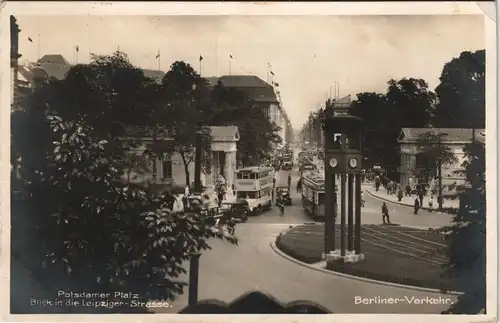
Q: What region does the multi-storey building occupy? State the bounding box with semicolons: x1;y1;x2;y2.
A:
206;75;293;145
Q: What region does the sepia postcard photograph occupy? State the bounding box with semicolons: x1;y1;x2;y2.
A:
2;2;496;322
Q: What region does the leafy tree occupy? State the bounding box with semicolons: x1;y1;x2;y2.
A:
349;92;399;170
27;51;164;181
347;79;435;179
210;83;282;166
415;131;458;180
434;50;485;129
442;140;485;314
57;51;161;139
11;53;237;306
386;78;435;128
161;61;213;186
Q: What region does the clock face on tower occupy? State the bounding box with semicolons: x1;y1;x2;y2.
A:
349;157;358;168
329;157;338;168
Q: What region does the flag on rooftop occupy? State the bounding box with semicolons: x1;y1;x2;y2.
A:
199;55;203;61
156;51;160;59
270;71;275;76
229;54;233;59
76;45;79;52
28;37;33;43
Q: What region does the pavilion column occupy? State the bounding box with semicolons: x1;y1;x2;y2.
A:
224;151;231;186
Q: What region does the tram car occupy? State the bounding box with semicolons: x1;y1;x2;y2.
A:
301;172;326;221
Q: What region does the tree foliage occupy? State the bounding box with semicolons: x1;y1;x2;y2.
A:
210;83;282;166
434;50;485;129
415;131;458;174
349;92;399;169
386;78;436;128
160;61;213;186
349;78;434;178
11;53;238;303
442;141;485;314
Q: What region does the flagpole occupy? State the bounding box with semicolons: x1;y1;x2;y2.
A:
215;41;218;76
75;46;79;64
200;58;202;77
229;55;231;75
37;34;41;60
337;83;340;100
157;50;161;70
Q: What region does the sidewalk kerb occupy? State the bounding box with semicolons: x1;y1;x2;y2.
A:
271;233;462;296
365;189;452;215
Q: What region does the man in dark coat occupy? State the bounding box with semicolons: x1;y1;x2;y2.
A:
414;197;420;215
382;202;391;224
418;189;424;208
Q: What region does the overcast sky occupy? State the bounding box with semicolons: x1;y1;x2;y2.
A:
16;15;484;129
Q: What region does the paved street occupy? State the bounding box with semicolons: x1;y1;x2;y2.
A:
154;166;456;314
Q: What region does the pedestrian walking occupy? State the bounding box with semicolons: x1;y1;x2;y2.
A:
428;195;434;209
397;185;403;202
381;202;391;224
217;185;225;207
418;190;424;208
296;178;302;194
405;185;412;197
375;176;381;192
360;191;365;207
414;197;420;215
287;173;292;189
277;201;284;216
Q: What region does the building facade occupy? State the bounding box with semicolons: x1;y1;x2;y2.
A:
398;128;485;192
206;75;293;145
126;126;240;193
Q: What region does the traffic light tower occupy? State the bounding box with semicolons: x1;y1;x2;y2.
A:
322;114;364;266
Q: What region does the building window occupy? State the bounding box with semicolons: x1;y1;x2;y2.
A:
161;159;172;179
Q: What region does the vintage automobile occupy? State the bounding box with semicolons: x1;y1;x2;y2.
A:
187;195;218;217
275;186;292;206
218;200;250;222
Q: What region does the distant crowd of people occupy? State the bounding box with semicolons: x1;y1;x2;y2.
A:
373;175;443;216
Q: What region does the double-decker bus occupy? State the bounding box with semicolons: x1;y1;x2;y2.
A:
234;166;274;215
301;172;326;221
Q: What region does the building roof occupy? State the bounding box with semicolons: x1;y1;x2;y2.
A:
399;128;486;143
209;126;240;142
37;63;71;80
38;54;71;65
205;75;278;103
218;75;272;88
22;55;164;84
205;77;220;87
142;69;166;84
